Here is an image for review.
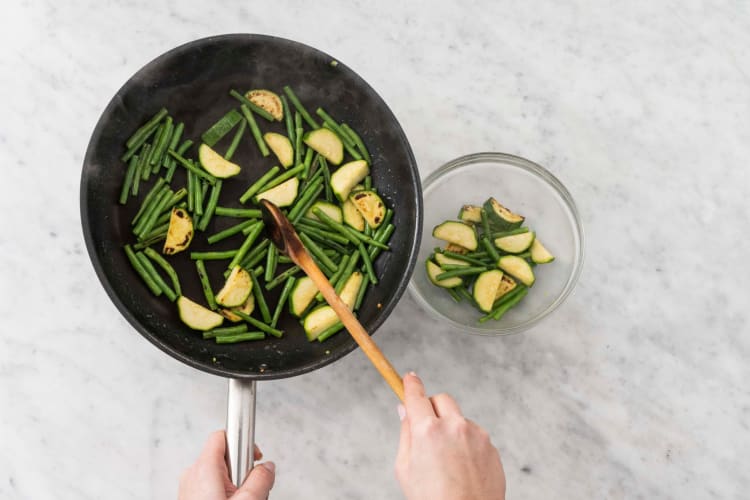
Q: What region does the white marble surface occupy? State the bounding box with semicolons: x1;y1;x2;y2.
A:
1;1;749;498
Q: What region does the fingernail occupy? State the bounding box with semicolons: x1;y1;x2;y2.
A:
262;461;275;473
397;404;406;421
407;371;417;377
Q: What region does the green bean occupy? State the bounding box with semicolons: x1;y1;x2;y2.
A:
132;178;166;224
143;247;181;296
202;108;243;147
143;222;169;242
319;157;332;201
368;224;395;261
163;122;184;168
168;150;217;184
375;208;394;235
135;188;172;238
302;147;314;178
137;251;177;301
119;156;138;205
265;265;300;290
228;223;264;270
249;268;272;323
215;331;266;343
341;123;371;164
239;166;280;203
283;86;319;129
316;321;344;342
466;250;489;258
264;245;277;282
239;239;270;270
318;254;350;301
353;274;370;311
186;171;195;212
294;125;303;169
229;89;275;122
440;250;489;266
296;224;350;245
165;139;192;182
132;233;166;250
195;260;217;310
345;225;389;250
282;94;295;144
190;250;238;260
150;117;173;169
124;245;162;296
290;184;324;224
480;208;492;238
481;237;500;261
198;180;222;231
435;267;486;280
299;233;338;274
363;175;372;191
278;255;293;265
194;177;204;216
206;219;258;245
491;227;530;239
455;285;474;303
271;276;296;328
311;209;358;247
335;252;360;295
146;125;165;170
231;310;283;338
163;188;188;214
480;287;529;323
214;207;261;218
240;104;270;157
223;118;246;161
302;230;349;256
126;108;168;149
203;324;248;339
446;287;462;302
357;241;378;284
288;176;324;220
137;143;152;182
297;216;331;232
256;164;304;193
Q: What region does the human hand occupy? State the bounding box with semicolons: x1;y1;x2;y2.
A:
178;430;275;500
395;373;506;500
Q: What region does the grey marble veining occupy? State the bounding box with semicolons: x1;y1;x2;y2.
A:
1;1;749;499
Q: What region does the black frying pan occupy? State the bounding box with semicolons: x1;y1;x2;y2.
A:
80;34;422;484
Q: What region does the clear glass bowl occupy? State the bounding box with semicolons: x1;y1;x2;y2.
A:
408;152;584;335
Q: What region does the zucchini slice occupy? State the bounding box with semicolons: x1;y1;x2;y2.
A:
426;260;462;288
163;207;194;255
330;160;370;202
263;132;294;168
497;255;535;287
349;190;386;228
289;276;319;317
245;89;283;121
303;128;343;165
494;231;535;253
483;197;524;231
432;221;478;251
303;305;340;341
530;238;555;264
198;143;241;178
342;198;365;231
473;270;504;312
220;294;255;322
256;177;299;207
215;266;253;308
494;275;518;300
177;296;224;331
339;271;363;309
434;253;470;268
306;200;343;223
458;205;482;224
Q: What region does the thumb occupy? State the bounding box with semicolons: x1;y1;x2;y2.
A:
231;462;275;500
394;404;410;478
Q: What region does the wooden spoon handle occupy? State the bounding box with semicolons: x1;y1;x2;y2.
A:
297;252;405;402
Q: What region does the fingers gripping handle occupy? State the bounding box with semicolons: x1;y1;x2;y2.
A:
226;379;257;487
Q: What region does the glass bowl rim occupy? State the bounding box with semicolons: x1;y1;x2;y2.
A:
408;151;585;336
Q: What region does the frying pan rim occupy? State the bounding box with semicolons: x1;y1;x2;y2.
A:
80;33;423;380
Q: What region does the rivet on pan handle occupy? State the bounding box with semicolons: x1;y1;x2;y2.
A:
225;379;256;487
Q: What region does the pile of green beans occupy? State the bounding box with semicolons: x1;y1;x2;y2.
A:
117;85;389;344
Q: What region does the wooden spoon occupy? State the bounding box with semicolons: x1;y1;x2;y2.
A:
260;199;405;402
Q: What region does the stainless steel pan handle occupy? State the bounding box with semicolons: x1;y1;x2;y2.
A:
225;379;256;487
